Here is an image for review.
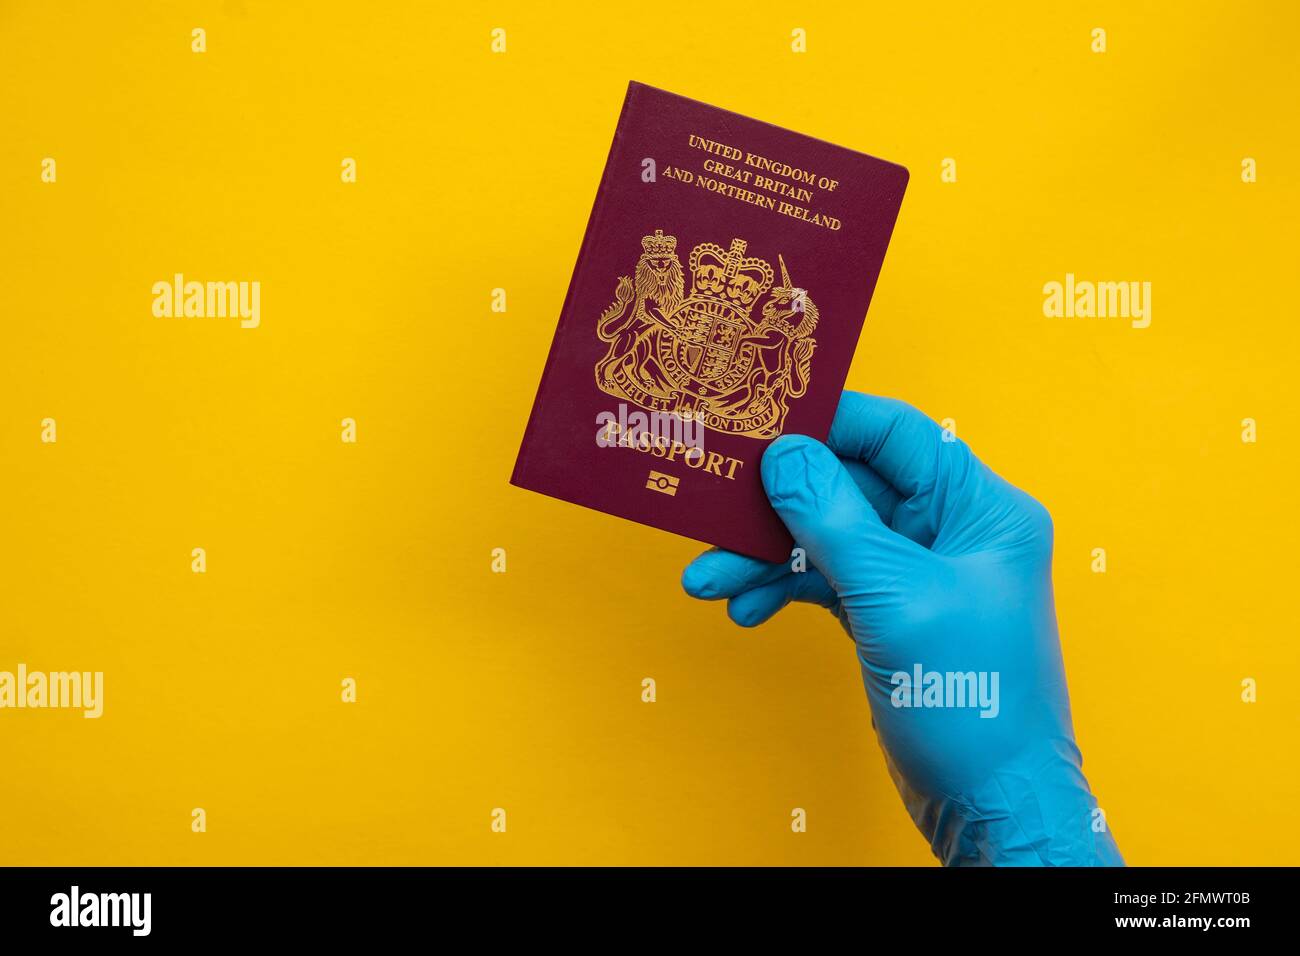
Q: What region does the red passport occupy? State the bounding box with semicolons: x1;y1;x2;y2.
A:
511;82;909;562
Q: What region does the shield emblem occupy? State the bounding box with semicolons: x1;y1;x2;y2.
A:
666;295;751;386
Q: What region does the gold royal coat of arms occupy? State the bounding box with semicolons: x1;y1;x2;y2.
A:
594;230;818;439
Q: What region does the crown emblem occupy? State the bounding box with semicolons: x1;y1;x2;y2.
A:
641;229;677;257
688;238;774;311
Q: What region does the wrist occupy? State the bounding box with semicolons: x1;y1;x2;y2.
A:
892;736;1124;867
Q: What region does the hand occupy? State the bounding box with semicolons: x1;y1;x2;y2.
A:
682;391;1123;866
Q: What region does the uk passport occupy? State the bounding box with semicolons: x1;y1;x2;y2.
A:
511;81;909;563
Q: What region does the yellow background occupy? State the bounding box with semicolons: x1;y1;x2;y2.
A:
1;1;1296;865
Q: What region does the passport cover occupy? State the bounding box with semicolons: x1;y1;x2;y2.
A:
510;81;909;562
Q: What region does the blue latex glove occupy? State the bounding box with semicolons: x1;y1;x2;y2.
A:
682;391;1123;866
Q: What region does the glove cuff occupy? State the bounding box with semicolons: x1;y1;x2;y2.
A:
892;736;1125;867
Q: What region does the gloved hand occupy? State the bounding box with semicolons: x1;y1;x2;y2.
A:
682;391;1123;866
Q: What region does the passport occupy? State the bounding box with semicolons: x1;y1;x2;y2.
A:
511;81;909;563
